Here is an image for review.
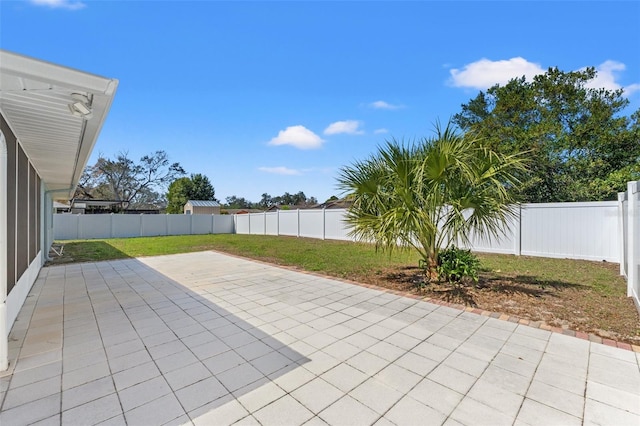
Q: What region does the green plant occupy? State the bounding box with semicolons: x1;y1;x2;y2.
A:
436;246;481;283
337;120;527;280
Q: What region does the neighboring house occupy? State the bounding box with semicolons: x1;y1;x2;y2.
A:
53;201;71;214
314;198;353;209
0;50;118;370
184;200;221;215
71;199;121;214
69;199;160;214
222;208;264;215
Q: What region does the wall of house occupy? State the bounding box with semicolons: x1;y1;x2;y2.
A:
1;113;44;333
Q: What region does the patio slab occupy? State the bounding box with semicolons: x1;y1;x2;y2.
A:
1;251;639;425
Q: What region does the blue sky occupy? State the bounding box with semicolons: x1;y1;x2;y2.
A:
2;1;639;203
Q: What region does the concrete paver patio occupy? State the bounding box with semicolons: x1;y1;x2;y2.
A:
1;251;639;425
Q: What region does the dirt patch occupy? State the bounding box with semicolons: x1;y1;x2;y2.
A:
352;264;640;345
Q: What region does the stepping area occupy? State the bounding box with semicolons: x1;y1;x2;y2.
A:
1;251;639;425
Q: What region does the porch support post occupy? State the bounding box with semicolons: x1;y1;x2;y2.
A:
0;132;8;371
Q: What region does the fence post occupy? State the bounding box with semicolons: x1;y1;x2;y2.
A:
627;181;639;301
77;214;81;240
139;214;144;237
514;204;522;256
297;209;300;238
163;215;168;236
110;213;114;239
211;214;215;234
277;210;280;236
322;208;326;240
618;192;628;276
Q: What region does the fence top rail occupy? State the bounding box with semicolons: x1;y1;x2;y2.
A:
521;201;619;209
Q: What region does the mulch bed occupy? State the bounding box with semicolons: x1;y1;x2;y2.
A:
351;264;640;346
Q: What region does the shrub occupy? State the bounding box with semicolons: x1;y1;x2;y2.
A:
437;246;481;284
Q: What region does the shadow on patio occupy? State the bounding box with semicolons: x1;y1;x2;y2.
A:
1;253;309;424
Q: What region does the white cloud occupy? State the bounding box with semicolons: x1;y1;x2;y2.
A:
583;60;640;96
30;0;86;10
258;166;301;176
268;125;324;149
324;120;364;135
374;128;389;134
449;57;545;90
369;100;403;110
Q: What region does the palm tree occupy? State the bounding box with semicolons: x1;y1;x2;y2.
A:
337;122;527;281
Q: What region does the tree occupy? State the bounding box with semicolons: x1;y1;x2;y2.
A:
166;177;192;214
190;174;216;200
77;150;185;210
166;174;217;214
337;122;527;280
453;67;640;202
259;193;272;209
225;196;254;209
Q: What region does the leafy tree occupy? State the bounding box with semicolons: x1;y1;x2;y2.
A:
453;67;640;202
259;193;272;209
225;196;254;209
166;174;217;213
166;177;192;214
190;174;216;200
337;123;527;280
76;150;185;210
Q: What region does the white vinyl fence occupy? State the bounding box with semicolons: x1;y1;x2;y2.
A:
619;182;640;308
233;209;351;241
235;204;622;262
54;213;234;240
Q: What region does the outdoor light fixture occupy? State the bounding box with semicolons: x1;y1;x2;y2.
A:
68;93;93;120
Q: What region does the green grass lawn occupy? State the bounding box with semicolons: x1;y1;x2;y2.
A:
51;234;639;343
53;234;623;297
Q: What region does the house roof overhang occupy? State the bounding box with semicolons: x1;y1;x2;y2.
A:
0;50;118;199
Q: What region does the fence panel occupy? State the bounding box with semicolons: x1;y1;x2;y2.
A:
190;215;211;234
249;213;266;235
265;212;278;235
520;202;619;262
234;214;249;234
324;209;352;241
111;215;140;238
54;215;79;240
621;198;629;277
78;215;112;239
166;215;190;236
299;210;324;239
278;210;298;236
627;182;640;307
141;215;167;237
461;214;518;255
633;196;640;301
213;215;234;234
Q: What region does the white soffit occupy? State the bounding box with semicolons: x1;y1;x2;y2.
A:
0;50;118;198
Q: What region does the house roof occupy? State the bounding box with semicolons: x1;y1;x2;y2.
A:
0;50;118;199
186;200;221;207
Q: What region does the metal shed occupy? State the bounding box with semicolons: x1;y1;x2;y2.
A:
184;200;221;215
